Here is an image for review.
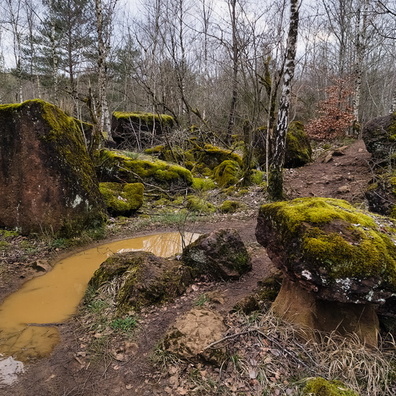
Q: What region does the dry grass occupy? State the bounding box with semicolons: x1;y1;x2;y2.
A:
155;310;396;395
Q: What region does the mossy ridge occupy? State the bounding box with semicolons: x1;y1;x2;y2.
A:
259;197;396;289
99;182;144;216
303;377;359;396
96;149;193;189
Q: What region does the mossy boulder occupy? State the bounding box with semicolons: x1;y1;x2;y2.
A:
95;149;193;191
284;121;312;167
213;160;242;187
182;229;251;280
111;111;175;150
365;171;396;218
99;182;144;216
254;121;312;169
0;99;105;236
255;197;396;345
303;377;359;396
362;113;396;166
88;251;192;312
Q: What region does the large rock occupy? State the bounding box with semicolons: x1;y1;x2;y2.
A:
365;171;396;217
256;197;396;345
362;113;396;166
0;100;105;236
88;251;192;312
111;111;175;150
95;149;193;191
182;229;252;280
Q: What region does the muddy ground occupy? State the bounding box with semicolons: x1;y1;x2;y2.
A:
1;140;376;396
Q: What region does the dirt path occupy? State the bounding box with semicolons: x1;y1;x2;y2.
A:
4;140;373;396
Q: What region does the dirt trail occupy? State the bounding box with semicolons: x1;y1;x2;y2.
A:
5;140;373;396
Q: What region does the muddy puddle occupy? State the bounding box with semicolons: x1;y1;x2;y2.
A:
0;232;198;361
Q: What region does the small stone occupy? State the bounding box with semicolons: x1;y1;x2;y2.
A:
337;185;350;193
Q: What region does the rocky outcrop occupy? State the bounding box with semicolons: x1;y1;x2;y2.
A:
365;172;396;217
0;100;105;236
99;182;144;216
255;197;396;345
182;229;252;281
111;111;175;150
88;251;192;312
362;113;396;166
95;149;193;192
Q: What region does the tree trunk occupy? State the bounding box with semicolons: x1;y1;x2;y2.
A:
268;0;300;201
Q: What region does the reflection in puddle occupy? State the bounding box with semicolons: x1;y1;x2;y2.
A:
0;232;199;361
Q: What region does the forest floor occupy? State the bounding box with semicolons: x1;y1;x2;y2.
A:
2;139;390;396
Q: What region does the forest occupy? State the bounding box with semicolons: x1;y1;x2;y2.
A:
1;0;396;143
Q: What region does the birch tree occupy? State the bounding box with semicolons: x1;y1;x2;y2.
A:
268;0;300;201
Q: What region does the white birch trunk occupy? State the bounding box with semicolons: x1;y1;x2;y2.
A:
268;0;300;201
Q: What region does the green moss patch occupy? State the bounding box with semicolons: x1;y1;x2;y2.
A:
186;196;216;214
303;377;359;396
219;200;242;213
99;182;144;216
213;160;241;188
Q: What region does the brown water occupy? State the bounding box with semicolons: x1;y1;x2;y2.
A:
0;232;198;361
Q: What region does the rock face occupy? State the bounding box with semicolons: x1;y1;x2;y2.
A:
362;113;396;166
182;229;252;280
89;251;192;312
0;100;104;236
255;197;396;345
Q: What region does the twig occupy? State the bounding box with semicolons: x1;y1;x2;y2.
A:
203;327;314;371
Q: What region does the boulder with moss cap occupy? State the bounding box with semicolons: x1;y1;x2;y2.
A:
95;149;193;191
0;99;105;236
111;111;175;150
255;197;396;345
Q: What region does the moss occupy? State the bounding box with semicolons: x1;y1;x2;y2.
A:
285;121;312;167
186;196;216;214
99;182;144;216
219;200;242;213
96;149;193;190
249;169;265;185
192;177;216;191
258;197;396;292
303;377;359;396
213;160;241;188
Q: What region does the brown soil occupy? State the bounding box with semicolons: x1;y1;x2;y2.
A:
2;140;373;396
